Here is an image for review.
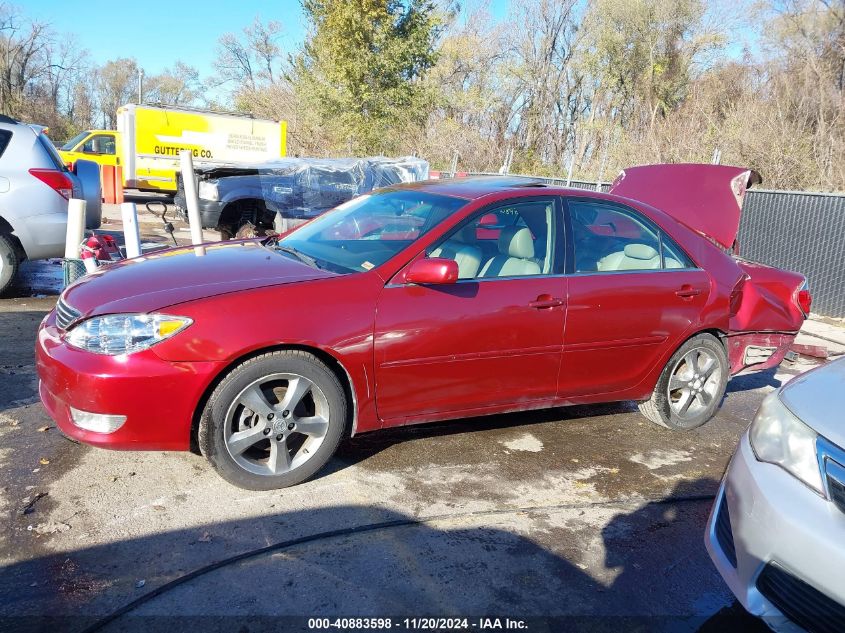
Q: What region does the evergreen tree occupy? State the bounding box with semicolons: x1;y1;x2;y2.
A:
292;0;444;154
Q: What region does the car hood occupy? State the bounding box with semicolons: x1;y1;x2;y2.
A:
609;164;761;250
62;240;335;316
780;357;845;447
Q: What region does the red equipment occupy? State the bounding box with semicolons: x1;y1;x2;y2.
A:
81;234;122;262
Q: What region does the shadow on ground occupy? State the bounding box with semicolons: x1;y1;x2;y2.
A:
0;478;767;633
726;367;782;393
334;400;640;469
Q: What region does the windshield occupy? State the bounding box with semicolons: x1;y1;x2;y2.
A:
61;131;90;151
279;189;467;273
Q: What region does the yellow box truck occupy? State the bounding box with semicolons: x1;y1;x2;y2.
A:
58;104;287;193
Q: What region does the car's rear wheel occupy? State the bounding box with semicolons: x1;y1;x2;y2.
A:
0;232;20;295
199;350;347;490
638;333;728;430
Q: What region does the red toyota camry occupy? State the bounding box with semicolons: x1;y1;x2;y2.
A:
36;165;810;489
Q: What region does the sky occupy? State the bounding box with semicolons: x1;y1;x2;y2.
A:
21;0;752;81
22;0;310;77
22;0;512;79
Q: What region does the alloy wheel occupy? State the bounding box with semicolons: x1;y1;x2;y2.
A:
223;372;330;476
666;346;722;420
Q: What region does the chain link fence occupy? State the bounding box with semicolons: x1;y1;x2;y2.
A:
738;190;844;317
452;172;844;317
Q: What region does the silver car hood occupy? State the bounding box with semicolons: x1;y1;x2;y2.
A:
780;357;845;448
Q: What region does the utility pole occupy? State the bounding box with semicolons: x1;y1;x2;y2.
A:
711;147;722;165
565;154;575;187
138;69;144;104
595;132;610;191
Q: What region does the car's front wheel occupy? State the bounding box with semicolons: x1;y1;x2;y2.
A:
0;232;20;295
199;350;348;490
638;333;729;430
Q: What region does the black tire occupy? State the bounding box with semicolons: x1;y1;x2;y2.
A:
638;333;729;430
0;232;20;296
198;350;348;490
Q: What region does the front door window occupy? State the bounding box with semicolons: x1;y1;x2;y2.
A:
427;199;562;279
81;134;116;155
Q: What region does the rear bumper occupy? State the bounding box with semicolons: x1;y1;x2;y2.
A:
36;309;225;450
727;331;797;374
12;211;67;260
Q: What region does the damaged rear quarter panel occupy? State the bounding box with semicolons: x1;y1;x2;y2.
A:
727;260;806;374
730;260;805;333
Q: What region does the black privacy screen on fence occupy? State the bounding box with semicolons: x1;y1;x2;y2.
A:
739;191;845;318
461;173;844;317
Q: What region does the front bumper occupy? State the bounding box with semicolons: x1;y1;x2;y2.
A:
706;433;845;629
173;194;224;229
36;310;225;450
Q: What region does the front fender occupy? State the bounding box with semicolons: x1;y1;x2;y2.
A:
149;273;384;433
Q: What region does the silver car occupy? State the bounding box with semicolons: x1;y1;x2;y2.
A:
0;115;101;294
706;356;845;632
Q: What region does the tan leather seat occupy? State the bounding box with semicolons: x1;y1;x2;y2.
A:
597;243;681;271
430;225;483;278
479;227;541;277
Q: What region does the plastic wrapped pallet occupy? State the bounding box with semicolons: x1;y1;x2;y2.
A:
174;156;429;230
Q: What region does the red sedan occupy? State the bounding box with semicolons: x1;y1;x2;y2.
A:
36;165;810;490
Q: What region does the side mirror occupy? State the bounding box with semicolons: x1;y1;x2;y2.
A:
405;257;458;285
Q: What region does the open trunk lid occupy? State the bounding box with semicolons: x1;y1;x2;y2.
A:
609;163;761;250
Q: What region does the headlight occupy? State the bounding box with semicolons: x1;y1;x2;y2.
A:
749;391;823;493
65;314;192;355
198;180;219;201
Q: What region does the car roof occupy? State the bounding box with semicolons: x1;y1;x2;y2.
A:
391;175;640;208
0;116;39;135
391;175;596;200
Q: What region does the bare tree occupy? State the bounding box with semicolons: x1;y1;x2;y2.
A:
95;58;140;127
0;4;53;117
146;61;201;105
213;17;284;92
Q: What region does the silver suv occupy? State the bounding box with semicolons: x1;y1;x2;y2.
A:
0;115;101;293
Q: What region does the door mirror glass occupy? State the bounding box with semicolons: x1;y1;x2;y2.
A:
405;257;458;285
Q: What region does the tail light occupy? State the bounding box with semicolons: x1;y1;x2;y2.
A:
29;168;73;200
796;279;812;317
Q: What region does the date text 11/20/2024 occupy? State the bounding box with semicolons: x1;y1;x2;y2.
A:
308;618;528;630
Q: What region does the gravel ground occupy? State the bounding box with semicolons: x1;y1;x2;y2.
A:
0;198;839;632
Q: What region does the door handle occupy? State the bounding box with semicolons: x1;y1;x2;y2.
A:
675;285;702;298
529;295;565;309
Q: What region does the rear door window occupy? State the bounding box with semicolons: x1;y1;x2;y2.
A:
568;199;693;272
0;130;12;158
